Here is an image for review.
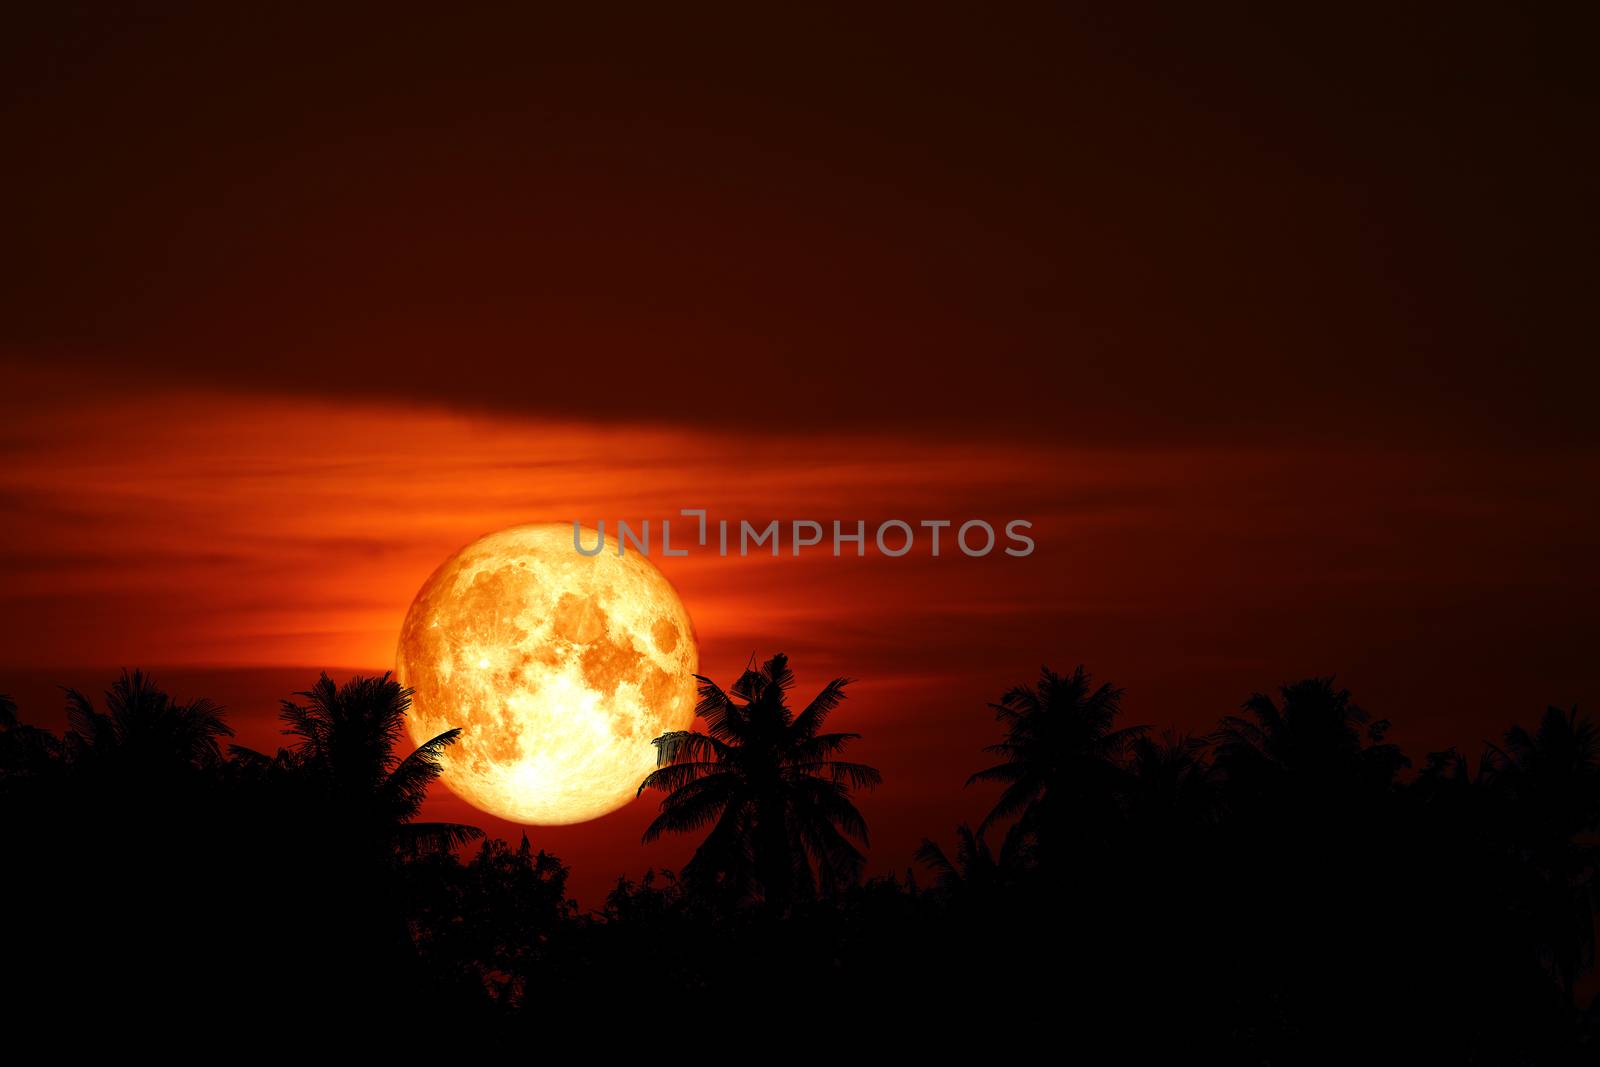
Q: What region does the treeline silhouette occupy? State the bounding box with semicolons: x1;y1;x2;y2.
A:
2;658;1597;1058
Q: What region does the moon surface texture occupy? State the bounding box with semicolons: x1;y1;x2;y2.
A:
396;523;698;825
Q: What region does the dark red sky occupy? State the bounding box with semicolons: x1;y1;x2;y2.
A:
2;4;1597;905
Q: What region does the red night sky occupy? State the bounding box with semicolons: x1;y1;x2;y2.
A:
2;5;1596;906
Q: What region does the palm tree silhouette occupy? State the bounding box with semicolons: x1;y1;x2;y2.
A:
235;671;482;857
1211;677;1409;800
1123;730;1218;833
1492;704;1600;812
1487;704;1600;999
0;693;61;781
638;653;881;911
968;665;1144;849
63;668;232;772
915;823;1026;900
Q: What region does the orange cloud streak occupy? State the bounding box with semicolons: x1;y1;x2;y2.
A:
3;373;1598;902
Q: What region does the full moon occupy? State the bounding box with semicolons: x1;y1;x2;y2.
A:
395;523;698;825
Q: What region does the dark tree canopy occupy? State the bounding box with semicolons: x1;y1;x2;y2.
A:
1;661;1596;1057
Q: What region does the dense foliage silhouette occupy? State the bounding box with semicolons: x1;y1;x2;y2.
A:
1;658;1597;1056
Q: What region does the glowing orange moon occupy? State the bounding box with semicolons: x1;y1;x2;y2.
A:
396;523;698;825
